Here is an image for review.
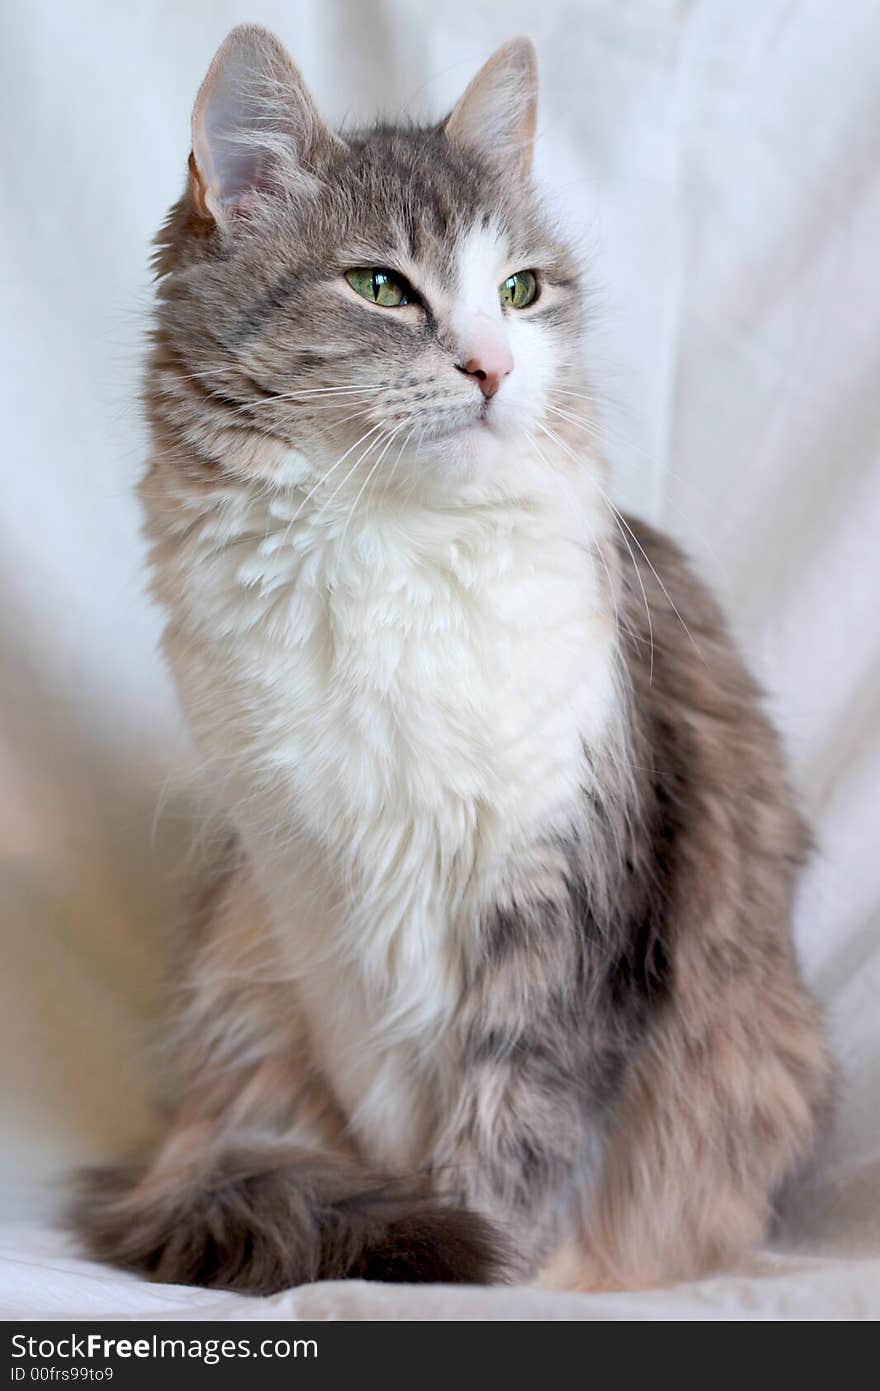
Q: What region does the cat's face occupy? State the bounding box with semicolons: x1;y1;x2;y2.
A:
156;27;583;500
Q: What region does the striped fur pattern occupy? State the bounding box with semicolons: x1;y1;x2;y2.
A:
72;26;832;1293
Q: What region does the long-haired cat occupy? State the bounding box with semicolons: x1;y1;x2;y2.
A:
73;25;832;1293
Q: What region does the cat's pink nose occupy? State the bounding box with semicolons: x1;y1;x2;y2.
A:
458;347;514;399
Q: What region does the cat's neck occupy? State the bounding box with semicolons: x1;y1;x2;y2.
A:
143;399;615;568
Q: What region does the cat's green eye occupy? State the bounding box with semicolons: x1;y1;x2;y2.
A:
346;268;411;307
499;269;538;310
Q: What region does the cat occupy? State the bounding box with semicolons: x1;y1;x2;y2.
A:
72;24;833;1294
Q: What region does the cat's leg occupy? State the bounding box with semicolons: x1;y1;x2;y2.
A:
428;869;610;1282
429;1056;598;1283
72;855;505;1292
547;956;833;1291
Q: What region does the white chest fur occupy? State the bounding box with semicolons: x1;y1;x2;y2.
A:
158;458;617;1167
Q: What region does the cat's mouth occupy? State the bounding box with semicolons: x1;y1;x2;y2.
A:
420;400;496;444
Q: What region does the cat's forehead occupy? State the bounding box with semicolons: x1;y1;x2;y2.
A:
318;127;548;285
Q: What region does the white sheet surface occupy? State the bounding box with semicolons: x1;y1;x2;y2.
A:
1;0;878;1320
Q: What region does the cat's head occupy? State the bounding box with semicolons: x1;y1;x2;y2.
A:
153;25;585;500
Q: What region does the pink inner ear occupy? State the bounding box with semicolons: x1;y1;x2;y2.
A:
192;49;267;212
200;108;265;208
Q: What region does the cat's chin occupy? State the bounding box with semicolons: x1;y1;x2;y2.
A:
419;415;513;469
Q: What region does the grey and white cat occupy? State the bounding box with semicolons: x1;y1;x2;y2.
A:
74;26;832;1293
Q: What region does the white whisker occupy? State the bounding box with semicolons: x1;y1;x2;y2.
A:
605;503;704;665
385;426;416;496
312;426;392;525
538;419;655;680
338;426;404;547
281;422;386;543
540;413;702;664
527;427;623;650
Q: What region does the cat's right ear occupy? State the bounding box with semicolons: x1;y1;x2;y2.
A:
189;25;339;226
444;37;538;179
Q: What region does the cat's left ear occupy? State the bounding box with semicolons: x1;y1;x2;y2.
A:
444;37;538;179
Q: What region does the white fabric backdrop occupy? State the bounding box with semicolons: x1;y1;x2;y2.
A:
1;0;878;1319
